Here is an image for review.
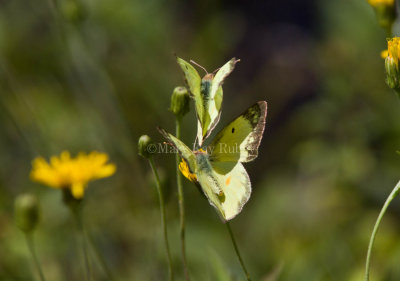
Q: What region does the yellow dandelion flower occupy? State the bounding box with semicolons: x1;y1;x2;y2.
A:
387;37;400;65
368;0;394;7
367;0;396;33
383;37;400;91
178;149;208;182
179;159;197;182
30;151;116;199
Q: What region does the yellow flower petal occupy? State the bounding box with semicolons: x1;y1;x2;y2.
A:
386;38;400;67
179;159;197;182
71;182;85;199
95;164;117;179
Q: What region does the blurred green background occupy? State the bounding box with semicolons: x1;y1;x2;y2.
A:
1;0;400;280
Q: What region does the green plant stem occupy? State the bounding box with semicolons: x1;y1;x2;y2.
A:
226;222;251;281
72;206;92;281
87;233;115;281
149;157;174;281
175;117;190;281
386;24;393;38
365;179;400;281
25;232;46;281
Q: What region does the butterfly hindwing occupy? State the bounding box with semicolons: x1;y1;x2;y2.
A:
196;159;251;221
209;101;267;163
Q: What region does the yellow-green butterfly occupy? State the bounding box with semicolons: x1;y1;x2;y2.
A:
158;101;267;221
176;57;240;147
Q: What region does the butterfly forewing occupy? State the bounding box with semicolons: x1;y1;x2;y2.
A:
210;58;239;100
157;127;197;173
176;58;204;132
200;58;239;145
208;101;267;163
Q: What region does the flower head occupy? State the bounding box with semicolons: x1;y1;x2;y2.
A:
368;0;394;7
30;151;116;199
383;37;400;92
367;0;396;33
386;37;400;64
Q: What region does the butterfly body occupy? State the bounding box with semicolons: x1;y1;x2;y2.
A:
194;150;210;172
200;74;214;98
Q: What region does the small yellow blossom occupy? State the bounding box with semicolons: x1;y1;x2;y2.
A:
30;151;116;199
179;149;208;183
368;0;394;7
179;159;197;182
386;37;400;65
381;49;389;59
383;37;400;91
367;0;396;32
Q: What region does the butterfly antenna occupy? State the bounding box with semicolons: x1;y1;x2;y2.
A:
163;141;173;147
190;60;208;75
211;58;241;75
212;67;221;75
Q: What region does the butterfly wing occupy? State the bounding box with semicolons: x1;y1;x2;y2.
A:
176;57;204;132
196;160;251;221
157;127;197;173
210;58;239;101
208;101;267;163
199;58;239;145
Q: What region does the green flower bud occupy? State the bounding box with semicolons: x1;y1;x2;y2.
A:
138;135;154;159
15;194;40;233
61;0;87;24
169;86;190;119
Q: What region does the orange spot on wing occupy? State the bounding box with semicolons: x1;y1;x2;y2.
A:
225;176;232;186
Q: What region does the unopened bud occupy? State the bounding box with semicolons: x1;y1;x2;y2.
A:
138;135;153;159
15;194;40;233
170;86;190;119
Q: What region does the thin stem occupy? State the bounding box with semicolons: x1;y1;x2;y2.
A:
175;118;190;281
25;232;46;281
72;206;92;281
226;222;251;281
87;233;115;281
149;157;174;281
365;179;400;281
385;24;393;38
